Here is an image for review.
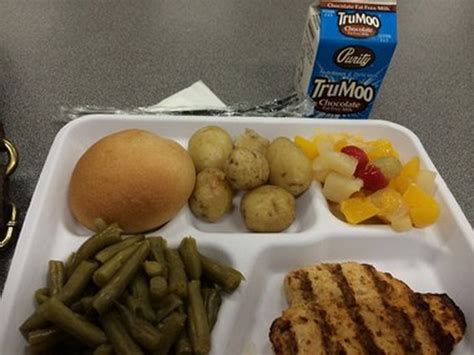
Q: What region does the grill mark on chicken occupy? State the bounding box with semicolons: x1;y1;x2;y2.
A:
327;264;385;355
435;294;467;337
410;292;455;354
366;264;422;354
270;318;299;355
300;270;344;354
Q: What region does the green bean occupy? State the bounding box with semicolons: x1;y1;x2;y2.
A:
94;218;109;233
100;310;144;355
125;294;140;314
95;235;144;263
92;240;150;314
60;260;99;305
93;344;114;355
200;276;217;289
20;286;95;337
38;297;107;348
81;296;94;311
155;294;183;322
143;261;165;277
176;304;186;315
34;288;50;305
74;311;96;325
175;331;193;355
65;252;77;276
178;237;202;281
26;325;74;355
116;303;162;350
149;236;168;277
201;288;222;330
128;271;156;323
166;249;188;299
21;260;98;337
153;312;187;355
150;276;168;301
187;281;211;355
70;300;83;314
93;244;139;287
26;326;74;354
69;224;122;276
83;282;99;297
20;315;45;338
71;296;94;314
20;304;51;338
200;254;244;293
47;260;66;296
27;327;64;346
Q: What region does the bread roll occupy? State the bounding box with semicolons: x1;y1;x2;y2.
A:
68;129;196;233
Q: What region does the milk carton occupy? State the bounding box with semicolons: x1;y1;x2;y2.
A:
295;0;397;118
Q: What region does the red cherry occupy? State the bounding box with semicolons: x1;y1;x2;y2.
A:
360;164;388;192
341;145;369;177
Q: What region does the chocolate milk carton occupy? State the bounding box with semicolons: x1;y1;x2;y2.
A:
296;0;397;118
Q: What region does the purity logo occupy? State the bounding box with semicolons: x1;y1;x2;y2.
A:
334;46;375;69
337;11;381;38
311;78;375;114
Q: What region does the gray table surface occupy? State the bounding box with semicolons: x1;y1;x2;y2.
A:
0;0;473;291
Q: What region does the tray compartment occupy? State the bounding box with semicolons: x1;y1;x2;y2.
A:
226;234;473;354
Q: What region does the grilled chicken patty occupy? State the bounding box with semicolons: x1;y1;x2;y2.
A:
270;262;466;355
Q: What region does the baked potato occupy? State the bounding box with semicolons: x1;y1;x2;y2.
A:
224;148;269;190
189;168;233;222
240;185;296;232
266;137;312;196
188;126;233;172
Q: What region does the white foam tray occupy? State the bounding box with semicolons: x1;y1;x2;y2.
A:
0;115;472;354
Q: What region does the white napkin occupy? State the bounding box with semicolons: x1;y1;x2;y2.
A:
144;81;226;112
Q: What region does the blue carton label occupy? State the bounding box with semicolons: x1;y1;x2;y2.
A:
297;2;397;118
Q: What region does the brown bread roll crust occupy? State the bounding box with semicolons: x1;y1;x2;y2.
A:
68;129;195;233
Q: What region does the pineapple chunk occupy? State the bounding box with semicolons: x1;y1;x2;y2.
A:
323;172;363;202
311;131;334;154
314;168;331;183
333;138;348;152
367;139;399;160
416;169;436;195
313;151;358;178
346;134;369;150
313;155;330;182
391;214;413;232
370;188;409;223
315;138;334;154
